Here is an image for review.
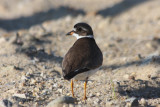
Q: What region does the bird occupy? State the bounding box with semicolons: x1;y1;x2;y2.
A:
62;22;103;100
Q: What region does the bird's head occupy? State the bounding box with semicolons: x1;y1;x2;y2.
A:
66;22;94;39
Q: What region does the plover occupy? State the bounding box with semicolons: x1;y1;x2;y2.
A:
62;22;103;100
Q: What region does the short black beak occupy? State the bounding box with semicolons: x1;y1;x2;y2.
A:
66;30;74;36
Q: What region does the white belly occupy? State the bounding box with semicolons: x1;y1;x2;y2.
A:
73;68;99;80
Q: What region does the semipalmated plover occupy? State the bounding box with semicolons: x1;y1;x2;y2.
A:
62;22;103;100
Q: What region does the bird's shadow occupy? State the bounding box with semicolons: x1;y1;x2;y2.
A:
102;53;160;101
118;79;160;99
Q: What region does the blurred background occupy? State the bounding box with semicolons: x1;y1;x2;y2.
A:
0;0;160;66
0;0;160;106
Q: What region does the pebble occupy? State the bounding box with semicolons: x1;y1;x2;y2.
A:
58;89;63;93
151;72;158;79
0;99;13;107
105;101;113;106
140;98;147;106
0;37;6;43
96;92;101;96
1;1;160;107
48;103;64;107
6;88;16;94
69;104;75;107
47;103;75;107
129;75;135;81
25;72;31;77
30;79;37;84
12;32;23;46
123;74;129;79
40;72;44;77
46;96;76;107
125;97;139;107
53;83;58;88
13;93;26;99
29;25;45;36
93;98;100;105
12;95;31;103
113;81;120;87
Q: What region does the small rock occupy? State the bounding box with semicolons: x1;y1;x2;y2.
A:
93;98;100;105
12;32;23;46
6;88;16;94
47;96;76;107
29;25;45;35
151;72;158;79
145;42;152;48
140;98;147;106
53;83;58;88
147;74;151;79
96;92;101;96
123;74;129;79
137;54;144;59
105;101;113;106
0;99;13;107
12;93;31;102
129;75;135;81
63;103;69;107
21;75;28;80
125;97;139;107
69;104;75;107
40;72;44;77
47;103;64;107
30;79;36;84
25;72;31;77
125;102;131;107
0;37;6;43
13;93;26;99
120;102;126;107
58;89;63;93
113;81;120;87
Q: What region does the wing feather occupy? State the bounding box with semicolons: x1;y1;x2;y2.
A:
62;38;103;80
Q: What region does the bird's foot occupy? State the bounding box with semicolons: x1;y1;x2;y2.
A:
72;94;75;98
83;96;87;100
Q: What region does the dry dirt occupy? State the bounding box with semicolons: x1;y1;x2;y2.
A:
0;0;160;107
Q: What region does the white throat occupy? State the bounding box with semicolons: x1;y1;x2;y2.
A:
72;33;93;39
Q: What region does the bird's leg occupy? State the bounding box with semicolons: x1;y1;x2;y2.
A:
74;79;78;93
71;79;75;97
83;78;88;100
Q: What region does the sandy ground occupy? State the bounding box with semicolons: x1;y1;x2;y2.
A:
0;0;160;106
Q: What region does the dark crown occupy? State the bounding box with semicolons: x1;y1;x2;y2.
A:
74;23;93;36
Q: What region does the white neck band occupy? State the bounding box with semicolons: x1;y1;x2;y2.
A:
72;33;94;39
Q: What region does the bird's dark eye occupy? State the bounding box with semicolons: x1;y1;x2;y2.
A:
77;27;82;31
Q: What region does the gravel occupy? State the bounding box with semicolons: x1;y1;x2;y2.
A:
0;0;160;106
